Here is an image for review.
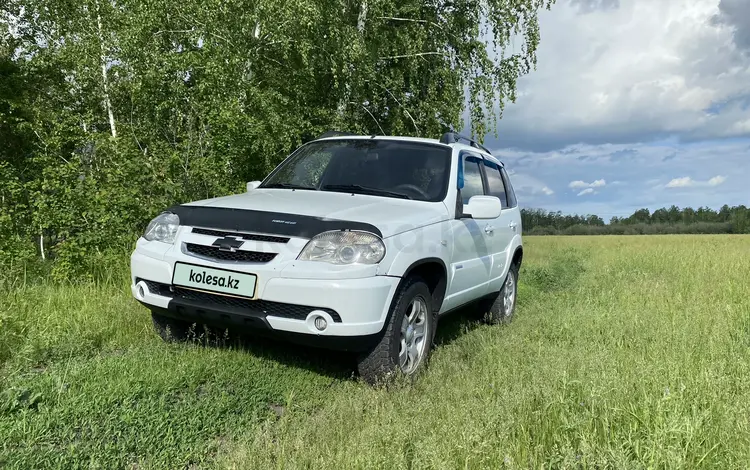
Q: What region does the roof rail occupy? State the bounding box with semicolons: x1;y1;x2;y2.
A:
316;130;358;139
439;132;492;155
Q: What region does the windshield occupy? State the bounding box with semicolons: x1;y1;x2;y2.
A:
260;139;452;202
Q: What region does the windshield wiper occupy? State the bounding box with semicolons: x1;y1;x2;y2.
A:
322;184;412;200
262;183;317;190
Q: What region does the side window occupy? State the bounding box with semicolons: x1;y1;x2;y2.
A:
483;160;508;208
459;155;485;204
500;167;518;208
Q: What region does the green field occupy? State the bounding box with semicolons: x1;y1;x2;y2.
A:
2;235;749;469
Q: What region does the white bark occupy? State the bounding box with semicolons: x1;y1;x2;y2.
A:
357;1;368;33
337;2;368;122
379;51;443;60
40;226;45;261
95;0;117;138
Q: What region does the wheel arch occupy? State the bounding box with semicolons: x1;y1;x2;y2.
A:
400;258;448;314
382;258;447;326
512;246;523;269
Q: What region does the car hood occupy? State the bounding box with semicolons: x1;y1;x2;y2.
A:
182;189;450;238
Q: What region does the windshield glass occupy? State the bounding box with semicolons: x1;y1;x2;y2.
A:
260;139;452;202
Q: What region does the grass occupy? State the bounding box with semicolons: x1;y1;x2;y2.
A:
0;277;347;468
2;235;750;468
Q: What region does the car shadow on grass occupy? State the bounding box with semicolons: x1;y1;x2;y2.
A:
180;306;484;383
432;303;485;347
187;325;358;381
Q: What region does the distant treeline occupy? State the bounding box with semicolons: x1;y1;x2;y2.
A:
521;205;750;235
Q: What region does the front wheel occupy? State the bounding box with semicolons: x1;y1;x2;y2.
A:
356;277;435;385
480;264;519;325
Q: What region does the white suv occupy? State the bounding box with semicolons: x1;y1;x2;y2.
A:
130;132;523;383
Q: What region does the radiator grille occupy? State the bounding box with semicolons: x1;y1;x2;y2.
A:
185;243;277;263
191;227;290;244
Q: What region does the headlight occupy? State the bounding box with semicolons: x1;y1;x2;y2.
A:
143;212;180;244
298;231;385;265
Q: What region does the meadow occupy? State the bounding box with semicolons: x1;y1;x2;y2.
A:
1;235;749;469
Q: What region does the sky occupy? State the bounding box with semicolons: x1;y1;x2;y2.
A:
484;0;750;220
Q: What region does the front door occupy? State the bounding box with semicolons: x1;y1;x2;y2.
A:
442;153;492;312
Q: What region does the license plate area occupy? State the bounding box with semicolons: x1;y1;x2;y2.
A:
172;262;258;299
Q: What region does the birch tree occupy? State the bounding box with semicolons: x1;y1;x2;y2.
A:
2;0;556;277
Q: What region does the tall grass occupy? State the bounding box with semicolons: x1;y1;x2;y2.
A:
1;236;749;468
0;266;346;469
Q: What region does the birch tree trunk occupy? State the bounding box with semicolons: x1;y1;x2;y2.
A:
95;0;117;138
336;1;368;123
357;1;367;32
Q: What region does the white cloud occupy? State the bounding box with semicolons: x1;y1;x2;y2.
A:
490;0;750;151
665;175;727;188
577;188;596;196
569;179;606;189
508;172;555;197
665;176;694;188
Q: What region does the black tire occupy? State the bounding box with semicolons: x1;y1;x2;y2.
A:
151;311;193;342
480;263;519;325
356;277;436;386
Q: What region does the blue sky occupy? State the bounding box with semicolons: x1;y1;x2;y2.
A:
484;0;750;219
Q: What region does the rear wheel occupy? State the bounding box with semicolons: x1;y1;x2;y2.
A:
356;277;435;385
480;263;519;325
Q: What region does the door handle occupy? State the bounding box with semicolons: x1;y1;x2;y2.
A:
509;221;518;231
484;225;495;234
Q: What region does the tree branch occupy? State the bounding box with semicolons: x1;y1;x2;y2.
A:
376;16;443;30
379;51;444;60
153;29;195;36
382;86;419;133
352;101;384;135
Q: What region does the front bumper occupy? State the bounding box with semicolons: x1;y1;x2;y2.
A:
130;249;400;349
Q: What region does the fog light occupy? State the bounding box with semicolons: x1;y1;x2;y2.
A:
135;280;148;300
314;316;328;331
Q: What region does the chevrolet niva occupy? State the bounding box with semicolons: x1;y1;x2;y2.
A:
131;131;523;384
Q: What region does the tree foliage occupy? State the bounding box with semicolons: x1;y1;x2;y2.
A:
1;0;554;280
522;205;750;236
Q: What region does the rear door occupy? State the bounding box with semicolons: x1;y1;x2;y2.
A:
481;159;516;294
501;165;521;237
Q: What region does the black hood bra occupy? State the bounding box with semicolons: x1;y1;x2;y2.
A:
165;205;383;239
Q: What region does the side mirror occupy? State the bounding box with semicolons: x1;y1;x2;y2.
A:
463;195;502;219
246;181;261;192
